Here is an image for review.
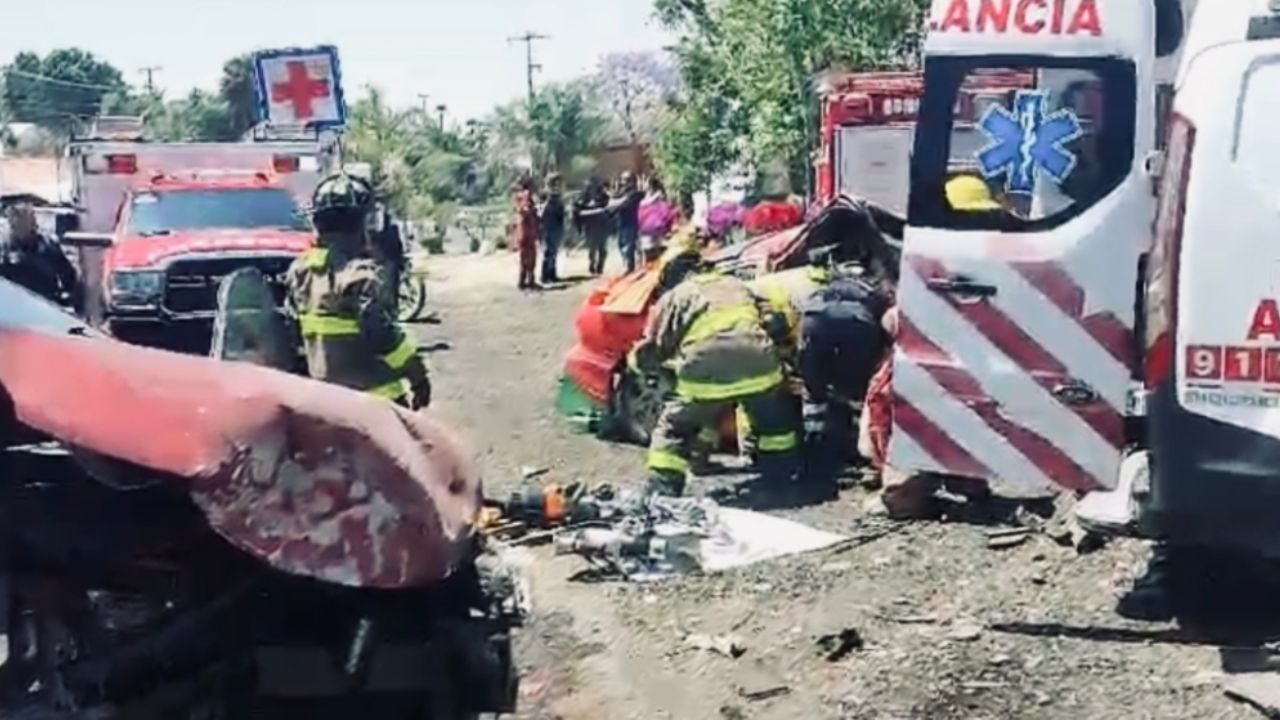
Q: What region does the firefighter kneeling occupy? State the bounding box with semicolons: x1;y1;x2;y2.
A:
630;251;798;497
286;173;432;409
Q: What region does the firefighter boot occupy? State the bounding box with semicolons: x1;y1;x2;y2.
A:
646;469;687;498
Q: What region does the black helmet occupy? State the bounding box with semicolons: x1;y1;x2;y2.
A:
312;173;375;217
657;248;705;293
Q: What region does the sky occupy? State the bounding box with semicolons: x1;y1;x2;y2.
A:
0;0;674;120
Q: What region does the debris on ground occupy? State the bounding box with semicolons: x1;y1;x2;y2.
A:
735;661;791;702
1223;673;1280;717
686;633;747;659
815;627;864;662
987;527;1033;550
948;620;985;642
550;494;847;581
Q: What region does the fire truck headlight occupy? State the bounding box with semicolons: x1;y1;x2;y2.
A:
110;270;165;307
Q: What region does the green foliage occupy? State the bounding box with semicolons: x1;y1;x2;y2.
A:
653;0;929;195
483;83;607;186
219;55;259;137
344;86;490;228
3;49;126;133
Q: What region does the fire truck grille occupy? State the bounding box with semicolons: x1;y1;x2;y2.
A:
164;256;295;315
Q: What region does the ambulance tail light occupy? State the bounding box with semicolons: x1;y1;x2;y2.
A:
1144;114;1196;388
272;155;300;174
106;154;138;175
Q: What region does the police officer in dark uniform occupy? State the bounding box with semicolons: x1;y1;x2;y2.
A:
0;203;80;308
798;265;891;489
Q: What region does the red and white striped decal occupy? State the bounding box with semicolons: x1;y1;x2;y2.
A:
890;253;1133;495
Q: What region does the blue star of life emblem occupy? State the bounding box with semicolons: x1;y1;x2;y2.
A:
977;90;1084;195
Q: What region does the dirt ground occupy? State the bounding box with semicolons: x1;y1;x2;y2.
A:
413;248;1263;720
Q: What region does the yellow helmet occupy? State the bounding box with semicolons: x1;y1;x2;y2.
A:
946;176;1000;212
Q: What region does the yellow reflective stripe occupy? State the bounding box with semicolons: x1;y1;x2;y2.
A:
305;248;329;270
763;283;798;340
299;313;360;337
683;304;761;347
677;368;783;401
692;273;722;285
382;336;416;371
367;379;406;400
736;405;752;435
808;266;832;284
758;432;798;453
648;449;691;474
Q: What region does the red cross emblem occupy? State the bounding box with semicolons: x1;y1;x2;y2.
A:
270;60;331;120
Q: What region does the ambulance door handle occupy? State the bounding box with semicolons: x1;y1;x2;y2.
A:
1052;380;1100;406
926;275;998;300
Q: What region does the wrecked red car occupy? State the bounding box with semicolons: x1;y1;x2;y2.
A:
557;197;901;445
0;278;517;718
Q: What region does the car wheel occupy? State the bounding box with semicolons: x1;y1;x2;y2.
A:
614;369;673;446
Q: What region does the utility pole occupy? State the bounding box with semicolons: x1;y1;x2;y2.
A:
506;31;549;105
138;66;162;95
417;93;431;118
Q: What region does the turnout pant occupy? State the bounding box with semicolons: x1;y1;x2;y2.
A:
648;386;799;496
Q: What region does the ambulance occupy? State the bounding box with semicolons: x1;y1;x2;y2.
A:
887;0;1256;538
64;117;337;350
1124;0;1280;555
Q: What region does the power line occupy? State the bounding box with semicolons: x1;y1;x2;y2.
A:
507;31;550;106
2;67;121;92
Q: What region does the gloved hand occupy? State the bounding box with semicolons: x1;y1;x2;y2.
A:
803;401;828;445
409;377;433;410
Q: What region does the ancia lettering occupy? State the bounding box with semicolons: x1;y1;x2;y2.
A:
934;0;1103;36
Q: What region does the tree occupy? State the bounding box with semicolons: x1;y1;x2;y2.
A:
527;82;608;175
3;49;126;133
593;51;680;143
653;0;929;195
220;55;259;137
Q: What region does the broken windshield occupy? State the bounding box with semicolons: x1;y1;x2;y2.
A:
128;188;311;236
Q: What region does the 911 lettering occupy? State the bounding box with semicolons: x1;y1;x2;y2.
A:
1185;301;1280;390
935;0;1102;36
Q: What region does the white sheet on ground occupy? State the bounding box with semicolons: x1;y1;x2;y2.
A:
696;507;848;573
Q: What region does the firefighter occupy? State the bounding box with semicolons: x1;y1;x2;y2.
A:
630;251;798;497
0;203;81;308
286;173;432;409
744;262;831;460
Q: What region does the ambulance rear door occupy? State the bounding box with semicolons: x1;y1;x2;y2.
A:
890;0;1158;496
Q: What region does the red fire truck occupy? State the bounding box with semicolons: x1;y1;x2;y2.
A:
814;70;1035;213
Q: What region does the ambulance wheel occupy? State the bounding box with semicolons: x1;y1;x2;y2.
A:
615;369;672;446
399;274;427;322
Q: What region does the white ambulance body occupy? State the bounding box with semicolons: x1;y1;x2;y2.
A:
70;139;334;235
889;0;1186;498
1133;0;1280;554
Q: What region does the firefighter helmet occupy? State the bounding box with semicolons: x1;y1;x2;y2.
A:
658;248;705;293
312;173;375;217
